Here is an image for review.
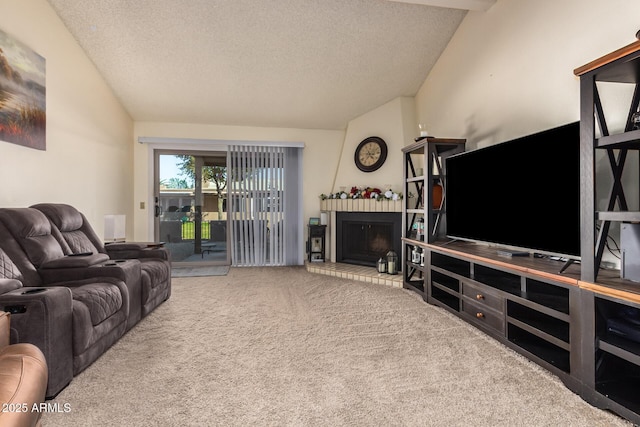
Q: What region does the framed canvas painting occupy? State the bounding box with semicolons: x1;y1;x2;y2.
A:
0;29;46;150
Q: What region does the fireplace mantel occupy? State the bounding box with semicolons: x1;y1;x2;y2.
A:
320;199;401;212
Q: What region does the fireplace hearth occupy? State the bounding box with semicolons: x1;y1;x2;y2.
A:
336;212;402;267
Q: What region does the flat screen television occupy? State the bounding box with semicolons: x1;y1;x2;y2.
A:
445;121;581;258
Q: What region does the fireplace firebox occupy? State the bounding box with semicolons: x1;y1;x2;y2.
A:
336;212;402;267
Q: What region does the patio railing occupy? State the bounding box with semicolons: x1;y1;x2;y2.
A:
181;221;211;240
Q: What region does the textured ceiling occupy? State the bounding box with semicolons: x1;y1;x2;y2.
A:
47;0;474;130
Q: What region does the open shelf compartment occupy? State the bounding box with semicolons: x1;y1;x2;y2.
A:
431;252;470;278
507;323;570;373
595;350;640;415
507;300;569;343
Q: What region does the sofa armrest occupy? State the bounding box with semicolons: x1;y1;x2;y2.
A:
38;258;142;288
0;279;22;296
105;242;169;261
38;254;126;285
0;287;73;398
138;247;170;260
40;253;109;269
105;242;162;250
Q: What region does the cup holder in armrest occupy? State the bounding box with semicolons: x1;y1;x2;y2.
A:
21;288;47;295
4;305;27;314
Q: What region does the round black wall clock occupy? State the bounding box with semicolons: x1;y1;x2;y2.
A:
354;136;388;172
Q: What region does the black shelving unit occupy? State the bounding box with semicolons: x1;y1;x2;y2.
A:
401;137;465;295
307;224;326;262
586;294;640;422
574;40;640;424
574;40;640;283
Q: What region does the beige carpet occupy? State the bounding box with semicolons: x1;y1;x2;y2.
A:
171;265;230;277
44;267;629;426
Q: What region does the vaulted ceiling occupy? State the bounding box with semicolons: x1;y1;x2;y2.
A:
47;0;494;130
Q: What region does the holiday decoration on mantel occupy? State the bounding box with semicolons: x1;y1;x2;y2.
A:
320;186;403;201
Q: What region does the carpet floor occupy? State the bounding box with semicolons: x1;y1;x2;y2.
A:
171;265;230;277
44;267;629;426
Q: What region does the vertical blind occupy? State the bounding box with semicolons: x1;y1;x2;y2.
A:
228;145;302;266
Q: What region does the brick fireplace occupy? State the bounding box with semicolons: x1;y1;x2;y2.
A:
336;211;402;267
320;199;402;266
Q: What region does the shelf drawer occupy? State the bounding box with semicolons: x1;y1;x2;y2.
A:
462;300;504;334
462;282;504;313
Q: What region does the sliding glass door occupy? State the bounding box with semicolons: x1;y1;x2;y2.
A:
154;151;229;266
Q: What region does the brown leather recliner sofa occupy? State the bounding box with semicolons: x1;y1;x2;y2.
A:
0;206;171;398
0;311;48;427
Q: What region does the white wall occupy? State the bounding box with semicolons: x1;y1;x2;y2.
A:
0;0;134;238
416;0;639;265
133;122;345;241
333;97;416;195
418;0;637;145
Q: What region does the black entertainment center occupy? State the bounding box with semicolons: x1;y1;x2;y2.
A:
402;40;640;425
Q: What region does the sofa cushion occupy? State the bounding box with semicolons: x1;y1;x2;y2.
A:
0;249;21;281
71;283;123;326
0;209;64;267
31;204;101;254
64;230;101;254
32;203;83;232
